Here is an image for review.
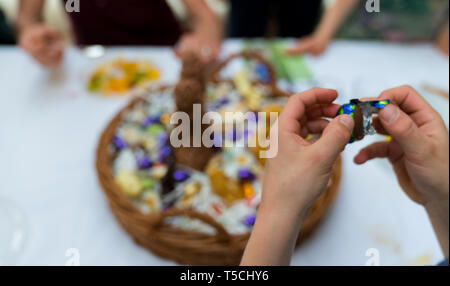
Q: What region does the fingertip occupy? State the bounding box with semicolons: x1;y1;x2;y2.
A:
316;115;353;154
310;87;339;101
329;90;339;101
353;153;366;165
379;104;400;125
322;88;338;97
338;114;354;132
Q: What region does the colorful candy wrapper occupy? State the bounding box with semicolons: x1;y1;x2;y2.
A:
337;99;390;143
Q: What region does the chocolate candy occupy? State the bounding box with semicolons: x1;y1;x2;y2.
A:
337;99;390;143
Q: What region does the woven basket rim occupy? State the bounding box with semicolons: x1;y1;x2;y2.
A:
208;50;291;98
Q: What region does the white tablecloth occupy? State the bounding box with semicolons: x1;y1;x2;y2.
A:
0;40;448;266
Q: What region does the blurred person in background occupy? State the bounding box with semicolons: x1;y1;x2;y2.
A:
287;0;449;56
17;0;222;68
228;0;323;39
0;6;15;44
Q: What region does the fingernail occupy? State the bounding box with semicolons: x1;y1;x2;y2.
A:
339;115;354;131
380;104;399;124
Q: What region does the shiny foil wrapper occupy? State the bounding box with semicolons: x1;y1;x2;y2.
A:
337;99;390;143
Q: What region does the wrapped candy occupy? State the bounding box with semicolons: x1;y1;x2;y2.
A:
233;70;263;110
151;164;168;180
181;182;202;205
115;171;143;197
238;169;256;183
184;182;202;197
142;115;161;127
337;99;390;143
243;214;256;227
242;183;255;198
146;124;165;135
160;113;171;125
255;63;270;84
158;145;172;162
173;170;190;182
141;178;156;190
143;191;162;212
112;135;127;150
137;156;153;169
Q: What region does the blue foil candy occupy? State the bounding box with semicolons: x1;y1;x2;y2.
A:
157;133;169;144
173;170;190;182
113;135;127;150
243;214;256;227
219;97;230;106
158;146;172;162
255;64;270;84
137;156;153;169
238;169;256;182
337;99;390;143
142;115;161;127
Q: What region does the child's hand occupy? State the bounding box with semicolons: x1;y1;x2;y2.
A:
242;88;353;265
261;88;354;218
354;85;449;257
355;86;449;207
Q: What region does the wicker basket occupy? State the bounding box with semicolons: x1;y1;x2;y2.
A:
96;99;341;266
208;50;290;98
95;52;342;265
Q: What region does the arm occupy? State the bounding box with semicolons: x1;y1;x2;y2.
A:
427;200;449;258
175;0;223;63
435;21;449;56
287;0;359;56
355;86;449;258
17;0;64;68
241;203;307;265
241;88;354;265
17;0;45;34
182;0;222;35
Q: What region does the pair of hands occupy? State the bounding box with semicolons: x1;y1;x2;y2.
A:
242;86;449;265
19;23;222;68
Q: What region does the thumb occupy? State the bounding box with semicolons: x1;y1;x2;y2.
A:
378;104;428;155
314;115;354;159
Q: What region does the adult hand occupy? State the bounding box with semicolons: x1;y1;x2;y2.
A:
354;85;449;257
242;88;354;265
19;24;64;68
